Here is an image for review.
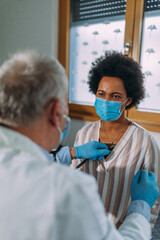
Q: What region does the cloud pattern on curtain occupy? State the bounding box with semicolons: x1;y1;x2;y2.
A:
138;10;160;113
69;16;125;105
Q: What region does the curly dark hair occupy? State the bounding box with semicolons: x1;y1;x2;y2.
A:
88;51;145;109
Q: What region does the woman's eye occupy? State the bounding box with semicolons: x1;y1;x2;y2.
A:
113;95;121;99
98;92;104;96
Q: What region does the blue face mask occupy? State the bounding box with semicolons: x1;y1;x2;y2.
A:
94;97;128;121
50;114;70;159
57;114;70;145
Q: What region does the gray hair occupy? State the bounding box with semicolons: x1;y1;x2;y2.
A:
0;50;68;126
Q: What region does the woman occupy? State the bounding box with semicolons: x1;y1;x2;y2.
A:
72;51;160;229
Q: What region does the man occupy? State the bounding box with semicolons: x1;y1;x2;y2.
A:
0;50;159;240
152;211;160;239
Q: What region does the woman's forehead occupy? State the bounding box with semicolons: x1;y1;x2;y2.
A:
98;76;126;93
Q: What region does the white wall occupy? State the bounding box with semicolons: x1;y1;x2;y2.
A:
0;0;58;63
0;0;160;148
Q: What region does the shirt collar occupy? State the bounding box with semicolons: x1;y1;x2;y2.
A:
38;146;54;162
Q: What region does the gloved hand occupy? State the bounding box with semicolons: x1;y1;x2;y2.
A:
131;170;159;208
74;141;110;160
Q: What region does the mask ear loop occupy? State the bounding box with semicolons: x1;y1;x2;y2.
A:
60;115;70;145
50;115;71;161
120;97;129;115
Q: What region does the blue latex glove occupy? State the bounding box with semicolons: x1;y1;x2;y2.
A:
131;170;159;208
75;141;110;160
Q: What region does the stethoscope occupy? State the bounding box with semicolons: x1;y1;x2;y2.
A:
50;115;90;169
50;145;89;169
50;145;114;169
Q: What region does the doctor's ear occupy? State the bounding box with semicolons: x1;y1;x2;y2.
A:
47;99;62;127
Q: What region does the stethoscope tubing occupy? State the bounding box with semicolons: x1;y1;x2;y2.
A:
50;145;89;169
75;159;89;169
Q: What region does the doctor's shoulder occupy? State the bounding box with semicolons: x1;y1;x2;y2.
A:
50;164;109;239
51;162;98;191
51;163;102;202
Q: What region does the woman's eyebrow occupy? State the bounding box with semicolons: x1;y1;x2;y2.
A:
112;92;123;95
97;90;123;95
97;90;105;92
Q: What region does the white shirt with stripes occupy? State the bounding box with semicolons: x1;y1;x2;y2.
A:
72;119;160;229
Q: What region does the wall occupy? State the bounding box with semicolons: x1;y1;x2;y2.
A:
0;0;58;63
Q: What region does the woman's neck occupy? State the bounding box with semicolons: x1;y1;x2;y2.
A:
102;115;128;130
100;115;131;145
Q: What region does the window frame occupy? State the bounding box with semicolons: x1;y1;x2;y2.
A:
58;0;160;132
128;0;160;132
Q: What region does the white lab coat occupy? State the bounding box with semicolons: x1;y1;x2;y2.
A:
0;126;151;240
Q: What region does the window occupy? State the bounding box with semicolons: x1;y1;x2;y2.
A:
128;0;160;131
58;0;160;131
69;0;126;105
139;7;160;113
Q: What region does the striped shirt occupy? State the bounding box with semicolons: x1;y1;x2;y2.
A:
72;119;160;229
